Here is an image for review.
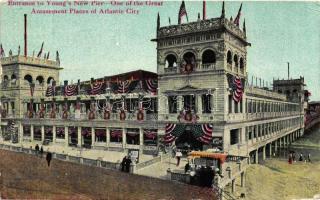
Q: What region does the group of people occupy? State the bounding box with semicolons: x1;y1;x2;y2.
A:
34;144;53;167
121;156;132;173
34;144;44;156
288;152;311;164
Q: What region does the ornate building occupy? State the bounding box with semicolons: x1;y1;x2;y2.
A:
0;2;307;162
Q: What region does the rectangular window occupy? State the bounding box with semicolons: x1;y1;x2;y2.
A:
183;95;195;111
230;129;239;145
202;94;212;113
168;96;177;113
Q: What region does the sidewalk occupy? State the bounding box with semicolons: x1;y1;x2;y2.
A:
136;156;188;179
0;140;154;163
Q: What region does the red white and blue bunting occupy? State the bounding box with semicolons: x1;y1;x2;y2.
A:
46;86;54;97
141;79;158;94
163;123;213;144
64;84;78;96
110;80;139;94
200;124;213;144
143;129;157;140
227;74;245;103
90;82;105;95
110;129;122;138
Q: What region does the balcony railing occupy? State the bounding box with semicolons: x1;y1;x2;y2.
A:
200;63;216;71
164;67;177;74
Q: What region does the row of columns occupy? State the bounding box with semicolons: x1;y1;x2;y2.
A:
247;99;299;114
251;129;303;164
20;125;150;149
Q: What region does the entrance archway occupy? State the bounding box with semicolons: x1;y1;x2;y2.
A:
175;130;203;151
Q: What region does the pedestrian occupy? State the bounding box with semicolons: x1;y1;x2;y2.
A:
299;153;303;161
35;144;39;155
46;151;52;167
121;156;127;172
175;149;182;166
307;153;311;163
125;157;132;173
184;161;190;173
292;152;296;162
40;146;44;157
288;153;293;164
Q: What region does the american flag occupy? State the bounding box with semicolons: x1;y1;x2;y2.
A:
178;1;188;24
233;75;243;103
233;3;242;26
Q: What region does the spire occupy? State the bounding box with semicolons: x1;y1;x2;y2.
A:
243;19;246;35
157;12;160;30
234;3;242;26
37;42;44;58
198;13;201;21
230;16;233;22
0;44;5;58
169;17;171;25
221;1;225;19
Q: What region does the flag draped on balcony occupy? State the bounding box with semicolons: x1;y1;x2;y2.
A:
164;124;213;144
178;1;188;24
81;127;91;136
227;74;245;103
110;129;122;138
64;84;78;96
143;129;157;140
233;3;242;26
141;79;158;94
110;80;139;94
90;81;105;95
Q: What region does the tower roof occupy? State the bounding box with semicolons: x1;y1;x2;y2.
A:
152;18;249;46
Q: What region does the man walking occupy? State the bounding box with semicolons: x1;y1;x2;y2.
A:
46;151;52;167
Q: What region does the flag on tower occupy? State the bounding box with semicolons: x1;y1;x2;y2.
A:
234;3;242;26
37;42;44;58
0;44;5;57
178;1;188;24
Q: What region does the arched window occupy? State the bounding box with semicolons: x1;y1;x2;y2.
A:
183;52;196;65
202;49;216;64
278;90;282;94
234;54;239;67
47;77;54;85
11;74;17;84
24;74;33;84
36;76;44;85
286;90;290;96
227;51;232;64
240;57;244;69
165;54;177;68
3;75;8;82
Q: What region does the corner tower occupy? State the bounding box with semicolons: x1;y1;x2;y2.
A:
154;2;250;150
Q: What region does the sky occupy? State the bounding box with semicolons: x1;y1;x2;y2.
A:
0;1;319;100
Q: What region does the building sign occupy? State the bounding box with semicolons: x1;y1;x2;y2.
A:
128;149;140;163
